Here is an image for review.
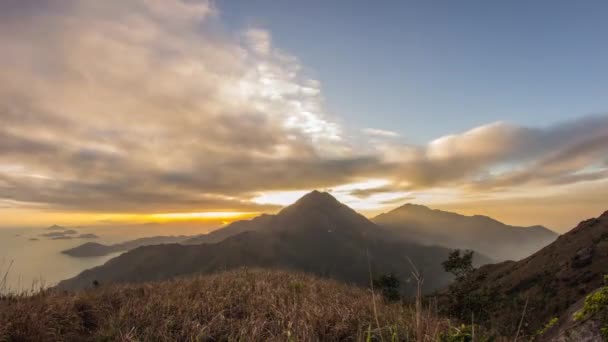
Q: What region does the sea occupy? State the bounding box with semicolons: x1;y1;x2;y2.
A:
0;223;216;294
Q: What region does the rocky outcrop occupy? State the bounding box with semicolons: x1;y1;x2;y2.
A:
572;246;594;268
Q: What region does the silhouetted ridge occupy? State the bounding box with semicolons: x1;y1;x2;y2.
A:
57;191;489;294
286;190;343;210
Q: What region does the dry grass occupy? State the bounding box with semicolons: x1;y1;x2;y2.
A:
0;269;452;341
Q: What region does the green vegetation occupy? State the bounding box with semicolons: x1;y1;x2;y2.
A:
439;324;496;342
373;273;401;302
535;317;558;337
442;250;475;281
440;250;493;324
573;275;608;340
440;324;473;342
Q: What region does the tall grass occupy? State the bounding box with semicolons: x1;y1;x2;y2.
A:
0;259;48;299
0;269;453;341
0;259;12;295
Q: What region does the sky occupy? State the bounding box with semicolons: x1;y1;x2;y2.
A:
0;0;607;232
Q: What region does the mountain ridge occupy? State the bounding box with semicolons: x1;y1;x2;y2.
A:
57;191;490;294
373;202;558;261
64;198;554;259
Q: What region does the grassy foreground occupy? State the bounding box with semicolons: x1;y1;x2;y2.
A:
0;269;454;341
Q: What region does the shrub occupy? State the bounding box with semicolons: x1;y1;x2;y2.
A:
535;316;558;337
442;250;475;281
573;275;608;340
373;273;401;302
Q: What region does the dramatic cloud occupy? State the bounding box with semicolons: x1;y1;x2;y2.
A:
365;116;608;192
0;0;606;221
0;0;378;212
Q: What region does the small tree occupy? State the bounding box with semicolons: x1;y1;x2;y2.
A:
442;249;474;281
373;273;401;301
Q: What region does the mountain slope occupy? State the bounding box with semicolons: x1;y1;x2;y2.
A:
63;215;274;258
57;191;489;294
182;214;274;245
373;203;557;261
449;210;608;335
62;235;192;257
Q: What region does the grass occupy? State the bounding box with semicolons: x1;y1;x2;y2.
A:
0;268;456;341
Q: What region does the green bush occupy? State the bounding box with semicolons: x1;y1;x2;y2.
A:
535;316;558;337
440;324;497;342
440;324;472;342
442;250;475;281
373;273;401;302
573;275;608;341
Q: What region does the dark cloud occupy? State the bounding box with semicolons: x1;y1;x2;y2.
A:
349;185;411;199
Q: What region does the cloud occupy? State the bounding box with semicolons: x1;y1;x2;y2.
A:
245;29;272;55
363;128;400;138
0;0;607;216
349;185;410;199
369;115;608;191
0;0;374;212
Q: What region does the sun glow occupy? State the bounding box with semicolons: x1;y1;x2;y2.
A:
146;212;258;221
252;179;412;213
0;208;260;228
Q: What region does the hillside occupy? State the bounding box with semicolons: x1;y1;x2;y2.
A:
183;214;275;245
373;203;558;261
0;269;452;341
62;235;192;257
446;210;608;335
61;215;275;257
57;191;490;294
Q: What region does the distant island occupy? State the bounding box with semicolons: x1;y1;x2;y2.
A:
39;227;100;241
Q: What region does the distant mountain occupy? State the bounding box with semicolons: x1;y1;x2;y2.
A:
182;214;274;245
63;216;276;257
57;191;491;294
62;235;191;257
450;210;608;336
46;224;67;230
373;203;558;261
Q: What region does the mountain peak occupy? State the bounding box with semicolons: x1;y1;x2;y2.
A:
395;203;432;211
293;190;340;207
276;190;367;227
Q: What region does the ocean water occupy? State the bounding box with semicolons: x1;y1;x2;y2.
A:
0;223;218;294
0;228;121;293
